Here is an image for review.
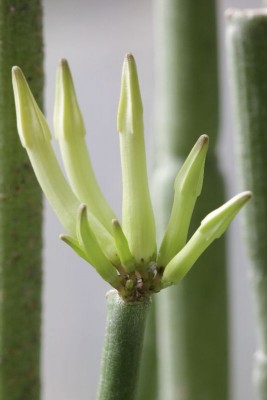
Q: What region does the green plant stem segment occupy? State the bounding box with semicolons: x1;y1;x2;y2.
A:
152;1;228;399
137;299;158;400
97;290;150;400
227;9;267;399
0;1;43;399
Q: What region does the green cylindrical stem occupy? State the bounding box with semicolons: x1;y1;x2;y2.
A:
154;0;219;162
97;290;150;400
153;1;228;399
156;162;228;400
137;298;158;400
227;10;267;399
0;1;43;399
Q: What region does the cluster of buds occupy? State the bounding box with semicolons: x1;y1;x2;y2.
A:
12;54;251;301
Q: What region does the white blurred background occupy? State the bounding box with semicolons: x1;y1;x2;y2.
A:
42;1;261;399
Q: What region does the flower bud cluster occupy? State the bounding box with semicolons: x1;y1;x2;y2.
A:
12;55;251;301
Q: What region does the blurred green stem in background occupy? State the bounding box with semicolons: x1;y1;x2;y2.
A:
151;1;229;399
227;9;267;399
0;1;43;399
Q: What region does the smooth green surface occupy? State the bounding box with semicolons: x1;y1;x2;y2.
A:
227;10;267;399
154;0;219;161
158;135;208;267
77;205;119;286
162;191;251;287
54;60;116;233
118;55;156;265
97;290;150;400
12;66;78;236
13;66;120;266
153;1;228;399
0;1;43;398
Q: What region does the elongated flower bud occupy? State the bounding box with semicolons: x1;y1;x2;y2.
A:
12;66;119;265
77;205;119;286
112;219;135;272
12;66;79;236
158;135;209;266
162;191;252;286
54;60;116;232
60;234;90;263
117;54;156;266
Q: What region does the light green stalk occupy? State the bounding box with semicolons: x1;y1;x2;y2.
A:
118;54;156;266
152;1;228;399
97;290;150;400
54;60;116;233
0;1;43;398
226;9;267;399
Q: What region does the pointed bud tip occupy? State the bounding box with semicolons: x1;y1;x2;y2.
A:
200;190;252;241
54;58;86;140
194;134;209;153
224;190;252;208
12;66;26;88
60;58;68;67
77;204;88;227
58;58;71;75
198;134;209;145
124;53;135;65
117;53;143;134
174;134;209;196
78;203;87;215
12;66;51;147
12;65;22;77
122;53;138;84
241;190;252;200
112;219;120;227
235;191;252;208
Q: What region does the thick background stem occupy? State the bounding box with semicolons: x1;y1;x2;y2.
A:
97;290;150;400
153;1;228;399
0;1;43;399
227;10;267;399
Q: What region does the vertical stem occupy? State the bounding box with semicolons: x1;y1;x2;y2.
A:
227;9;267;399
0;1;43;399
153;1;228;399
137;299;158;400
97;290;150;400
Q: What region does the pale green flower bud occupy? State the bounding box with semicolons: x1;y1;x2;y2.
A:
112;219;135;273
117;54;156;266
162;191;252;286
77;205;120;286
54;59;116;233
12;66;79;236
12;66;118;265
60;234;90;263
158;135;209;266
